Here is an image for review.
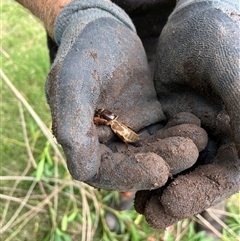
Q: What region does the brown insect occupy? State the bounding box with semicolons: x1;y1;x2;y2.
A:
93;109;139;144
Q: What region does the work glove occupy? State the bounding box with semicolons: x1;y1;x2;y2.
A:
45;0;207;191
134;0;240;228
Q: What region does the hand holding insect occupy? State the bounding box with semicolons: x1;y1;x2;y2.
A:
46;1;206;192
44;0;240;229
46;1;165;186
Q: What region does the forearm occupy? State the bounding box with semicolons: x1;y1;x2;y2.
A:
15;0;73;38
15;0;111;39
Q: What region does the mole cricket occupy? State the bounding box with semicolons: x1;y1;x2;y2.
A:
93;109;140;144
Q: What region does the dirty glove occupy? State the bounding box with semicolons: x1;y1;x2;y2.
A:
134;0;240;228
135;142;240;228
46;0;208;191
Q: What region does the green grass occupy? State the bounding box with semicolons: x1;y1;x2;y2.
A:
1;1;240;240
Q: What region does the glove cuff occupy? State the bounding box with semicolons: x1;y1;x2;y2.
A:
54;0;136;45
174;0;239;16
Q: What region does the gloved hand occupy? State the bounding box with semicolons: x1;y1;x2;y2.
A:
46;0;208;191
134;0;240;228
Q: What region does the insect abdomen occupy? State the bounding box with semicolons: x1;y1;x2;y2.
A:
110;120;139;143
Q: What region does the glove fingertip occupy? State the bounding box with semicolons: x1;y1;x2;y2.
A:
134;190;152;215
144;195;179;229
